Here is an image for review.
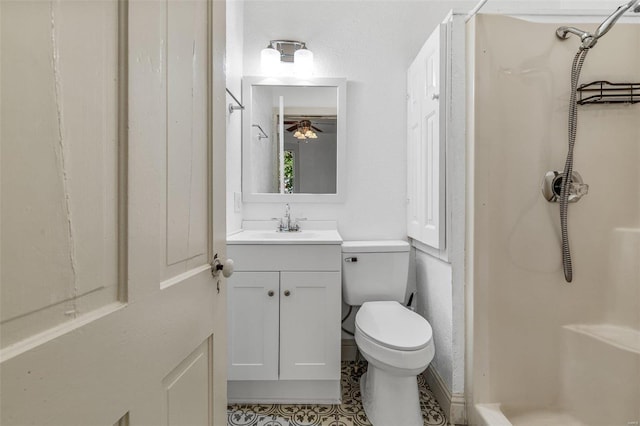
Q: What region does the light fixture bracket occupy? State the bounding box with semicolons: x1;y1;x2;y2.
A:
268;40;307;63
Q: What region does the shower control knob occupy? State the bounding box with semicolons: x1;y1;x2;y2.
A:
541;171;588;203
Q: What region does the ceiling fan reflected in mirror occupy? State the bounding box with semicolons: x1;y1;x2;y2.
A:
285;119;322;140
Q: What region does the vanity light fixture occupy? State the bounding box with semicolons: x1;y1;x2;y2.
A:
260;40;314;77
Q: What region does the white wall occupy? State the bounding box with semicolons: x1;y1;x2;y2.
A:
239;0;470;239
226;0;244;234
415;253;453;384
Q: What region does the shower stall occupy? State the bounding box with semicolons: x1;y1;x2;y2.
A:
466;13;640;426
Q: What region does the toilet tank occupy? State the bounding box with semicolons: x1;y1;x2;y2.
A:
342;241;410;305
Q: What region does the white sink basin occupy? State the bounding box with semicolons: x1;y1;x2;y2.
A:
227;229;342;245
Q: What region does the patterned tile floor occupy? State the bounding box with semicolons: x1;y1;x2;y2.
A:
227;361;447;426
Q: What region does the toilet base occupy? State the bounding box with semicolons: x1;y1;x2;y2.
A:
359;364;423;426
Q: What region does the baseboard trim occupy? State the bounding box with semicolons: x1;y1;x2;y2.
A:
423;366;467;425
341;338;358;361
228;379;341;404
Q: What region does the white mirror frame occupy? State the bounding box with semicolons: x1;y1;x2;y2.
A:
242;76;347;203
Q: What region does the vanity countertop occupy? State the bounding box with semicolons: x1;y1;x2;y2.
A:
227;229;343;245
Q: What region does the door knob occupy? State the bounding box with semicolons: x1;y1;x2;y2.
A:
284;290;291;297
268;290;274;297
211;255;234;278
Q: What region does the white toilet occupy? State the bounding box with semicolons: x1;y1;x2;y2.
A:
342;241;435;426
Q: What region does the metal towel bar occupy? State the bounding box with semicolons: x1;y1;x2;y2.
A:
226;88;245;113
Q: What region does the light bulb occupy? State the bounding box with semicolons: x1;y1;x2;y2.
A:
294;48;314;77
261;47;280;75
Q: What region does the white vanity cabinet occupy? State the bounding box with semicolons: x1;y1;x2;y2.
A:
226;233;342;404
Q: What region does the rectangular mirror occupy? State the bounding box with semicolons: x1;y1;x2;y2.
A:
242;77;346;203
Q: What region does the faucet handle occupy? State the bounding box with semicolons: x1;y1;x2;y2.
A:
271;217;285;231
569;182;589;201
289;217;307;232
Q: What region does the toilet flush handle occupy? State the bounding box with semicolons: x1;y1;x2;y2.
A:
344;257;358;263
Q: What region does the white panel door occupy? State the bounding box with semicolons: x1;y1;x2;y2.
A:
0;1;228;425
421;25;443;248
228;272;280;381
406;24;446;249
279;272;341;380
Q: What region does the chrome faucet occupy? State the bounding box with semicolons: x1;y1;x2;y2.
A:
284;203;292;231
273;204;304;232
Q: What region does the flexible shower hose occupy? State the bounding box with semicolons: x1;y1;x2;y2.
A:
559;48;589;283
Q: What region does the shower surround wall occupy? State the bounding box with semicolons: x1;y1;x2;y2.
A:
467;14;640;425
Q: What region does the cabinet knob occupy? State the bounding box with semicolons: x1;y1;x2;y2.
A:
268;290;274;297
284;290;291;297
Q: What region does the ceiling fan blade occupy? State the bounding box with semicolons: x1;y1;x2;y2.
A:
286;124;298;132
311;125;324;133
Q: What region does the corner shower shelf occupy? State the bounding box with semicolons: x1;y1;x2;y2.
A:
577;81;640;105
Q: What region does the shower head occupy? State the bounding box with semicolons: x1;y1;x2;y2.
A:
593;0;640;40
556;0;640;49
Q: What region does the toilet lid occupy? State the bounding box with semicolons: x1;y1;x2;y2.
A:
355;301;433;351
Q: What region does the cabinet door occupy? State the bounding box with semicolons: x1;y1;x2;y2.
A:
407;24;446;249
227;272;279;380
279;271;341;380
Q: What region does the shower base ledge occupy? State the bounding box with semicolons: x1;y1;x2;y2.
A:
560;322;640;426
475;404;586;426
563;323;640;354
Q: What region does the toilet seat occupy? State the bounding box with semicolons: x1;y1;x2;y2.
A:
355;301;432;351
353;303;435;426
